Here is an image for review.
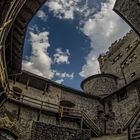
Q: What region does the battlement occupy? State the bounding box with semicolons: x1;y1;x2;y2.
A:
98;30;137;67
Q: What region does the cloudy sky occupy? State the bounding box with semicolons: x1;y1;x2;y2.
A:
22;0;130;90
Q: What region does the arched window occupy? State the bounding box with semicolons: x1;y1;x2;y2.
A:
0;128;17;140
60;100;75;115
60;100;75;108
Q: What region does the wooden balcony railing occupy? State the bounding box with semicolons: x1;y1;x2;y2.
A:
9;90;59;113
59;106;102;136
8;90;102;136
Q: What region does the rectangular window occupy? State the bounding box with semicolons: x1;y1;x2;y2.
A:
117;88;127;102
130;72;136;77
112;53;122;64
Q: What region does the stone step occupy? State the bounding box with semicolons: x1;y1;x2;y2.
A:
132;132;140;137
136;125;140;129
131;136;140;140
134;128;140;133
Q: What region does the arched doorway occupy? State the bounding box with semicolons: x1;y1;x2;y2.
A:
60;100;75;116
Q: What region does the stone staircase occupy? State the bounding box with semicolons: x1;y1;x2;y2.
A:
123;107;140;140
130;121;140;140
82;111;102;136
59;106;102;137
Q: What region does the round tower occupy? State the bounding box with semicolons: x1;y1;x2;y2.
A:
81;74;118;97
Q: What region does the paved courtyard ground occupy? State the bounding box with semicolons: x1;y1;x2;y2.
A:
91;134;128;140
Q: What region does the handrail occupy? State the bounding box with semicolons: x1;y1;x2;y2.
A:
82;111;102;133
59;106;102;135
8;91;59;112
10;90;59;106
123;106;140;130
10;91;101;135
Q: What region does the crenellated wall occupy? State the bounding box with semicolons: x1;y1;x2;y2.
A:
98;30;140;88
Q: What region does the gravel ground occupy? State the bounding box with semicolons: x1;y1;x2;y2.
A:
91;134;128;140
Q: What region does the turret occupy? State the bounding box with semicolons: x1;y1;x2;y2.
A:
81;74;118;97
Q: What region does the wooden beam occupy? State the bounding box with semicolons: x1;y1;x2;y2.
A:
80;115;83;129
14;26;24;36
23;5;34;15
37;101;43;121
26;79;30;89
43;83;50;95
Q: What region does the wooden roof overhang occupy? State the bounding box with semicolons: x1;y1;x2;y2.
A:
5;0;48;75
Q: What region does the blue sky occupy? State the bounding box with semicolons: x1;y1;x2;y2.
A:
22;0;130;90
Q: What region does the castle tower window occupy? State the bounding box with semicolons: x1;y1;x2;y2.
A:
129;58;133;63
133;54;137;59
117;88;127;102
130;72;136;77
126;61;129;65
0;128;17;140
107;101;112;112
121;64;124;69
112;53;122;64
125;45;132;52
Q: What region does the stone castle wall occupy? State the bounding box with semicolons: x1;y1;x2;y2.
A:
98;31;140;87
0;101;65;140
104;83;139;134
0;78;104;139
61;89;104;130
114;0;140;36
9;80;61;107
81;74;117;97
31;122;91;140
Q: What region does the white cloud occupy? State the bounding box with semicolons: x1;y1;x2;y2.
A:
22;29;54;79
47;0;75;19
36;10;48;22
55;79;64;84
45;0;130;78
24;0;131;84
53;48;70;64
22;27;74;82
53;70;74;79
47;1;63;12
46;0;95;20
79;0;130;78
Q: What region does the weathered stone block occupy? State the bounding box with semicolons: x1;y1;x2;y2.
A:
114;0;140;36
31;122;91;140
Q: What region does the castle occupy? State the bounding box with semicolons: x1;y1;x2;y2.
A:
0;0;140;140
